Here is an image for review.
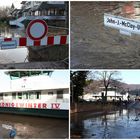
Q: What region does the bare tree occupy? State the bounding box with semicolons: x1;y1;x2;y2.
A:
95;71;121;102
84;79;102;94
0;6;11;19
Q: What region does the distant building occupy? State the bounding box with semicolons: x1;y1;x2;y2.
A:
82;87;129;102
20;1;42;16
19;1;65;17
10;9;22;18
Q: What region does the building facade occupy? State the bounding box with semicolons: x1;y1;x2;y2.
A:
18;1;65;17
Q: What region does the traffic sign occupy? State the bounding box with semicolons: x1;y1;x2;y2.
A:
9;16;66;28
0;40;17;49
26;19;48;40
104;13;140;36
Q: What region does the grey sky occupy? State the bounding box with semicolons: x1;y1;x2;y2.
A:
0;0;21;8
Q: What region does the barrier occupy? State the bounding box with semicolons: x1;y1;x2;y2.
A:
0;35;69;49
2;19;69;49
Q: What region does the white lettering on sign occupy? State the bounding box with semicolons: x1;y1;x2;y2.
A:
0;40;17;49
104;13;140;35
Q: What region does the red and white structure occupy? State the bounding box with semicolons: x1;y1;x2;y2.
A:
0;35;68;49
1;19;69;49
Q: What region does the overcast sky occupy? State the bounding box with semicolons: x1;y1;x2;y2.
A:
0;0;22;8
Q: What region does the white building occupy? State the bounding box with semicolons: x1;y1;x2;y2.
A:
82;87;129;102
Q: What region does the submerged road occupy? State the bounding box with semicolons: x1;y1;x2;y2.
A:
71;109;140;139
0;113;68;139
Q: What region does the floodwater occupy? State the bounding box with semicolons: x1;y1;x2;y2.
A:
71;2;140;69
0;26;68;68
0;113;68;139
71;109;140;139
0;27;28;64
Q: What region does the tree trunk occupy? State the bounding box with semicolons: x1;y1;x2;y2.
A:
104;86;108;103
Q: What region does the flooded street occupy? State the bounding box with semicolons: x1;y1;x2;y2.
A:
0;27;28;64
71;2;140;69
71;109;140;139
0;26;68;68
0;113;68;139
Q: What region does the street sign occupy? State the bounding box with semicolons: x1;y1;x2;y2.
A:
104;13;140;36
0;40;17;49
26;19;48;40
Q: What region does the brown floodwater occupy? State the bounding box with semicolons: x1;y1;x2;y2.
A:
71;2;140;69
0;113;68;139
71;109;140;139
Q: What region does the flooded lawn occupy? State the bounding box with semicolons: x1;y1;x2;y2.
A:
71;2;140;69
71;109;140;139
0;113;68;139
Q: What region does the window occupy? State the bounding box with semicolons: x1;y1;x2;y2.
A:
58;10;64;16
35;91;41;99
50;8;55;15
0;93;3;100
18;92;22;99
29;92;35;99
48;92;53;95
57;90;63;99
23;92;28;99
12;93;16;100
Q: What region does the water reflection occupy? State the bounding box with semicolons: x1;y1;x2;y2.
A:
71;109;140;138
